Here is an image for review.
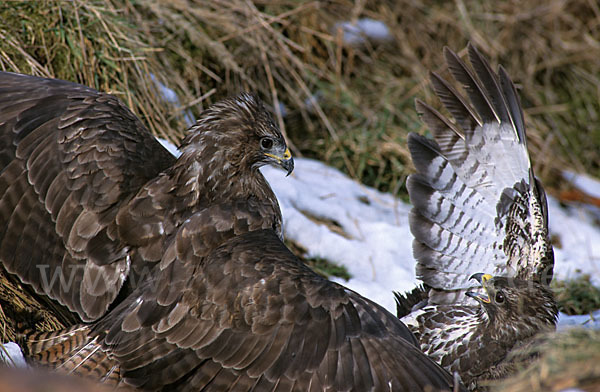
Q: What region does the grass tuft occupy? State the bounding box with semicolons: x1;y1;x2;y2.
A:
284;239;352;281
306;257;352;281
553;275;600;316
494;328;600;392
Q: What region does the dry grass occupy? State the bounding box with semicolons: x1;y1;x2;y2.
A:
0;269;77;343
494;328;600;392
1;0;598;196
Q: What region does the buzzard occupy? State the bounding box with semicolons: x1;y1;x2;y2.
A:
0;72;462;390
395;44;558;389
0;71;292;324
27;229;461;391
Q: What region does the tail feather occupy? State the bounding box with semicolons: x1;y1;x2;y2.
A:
25;325;89;361
393;285;430;318
23;325;123;387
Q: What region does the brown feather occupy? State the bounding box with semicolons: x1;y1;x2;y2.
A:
4;72;459;391
401;44;556;390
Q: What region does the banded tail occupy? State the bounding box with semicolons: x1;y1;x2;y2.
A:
23;325;124;388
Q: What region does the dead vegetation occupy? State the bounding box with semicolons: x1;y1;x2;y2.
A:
1;0;598;195
493;328;600;392
0;269;77;343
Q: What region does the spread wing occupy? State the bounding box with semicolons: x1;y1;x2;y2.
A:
0;71;176;321
88;229;458;391
408;44;554;304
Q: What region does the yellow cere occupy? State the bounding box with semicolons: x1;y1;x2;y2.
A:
482;274;493;282
283;148;291;160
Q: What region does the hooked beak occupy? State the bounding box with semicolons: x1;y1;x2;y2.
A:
465;273;493;304
264;147;294;176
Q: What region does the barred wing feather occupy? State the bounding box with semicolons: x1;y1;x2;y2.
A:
409;44;554;304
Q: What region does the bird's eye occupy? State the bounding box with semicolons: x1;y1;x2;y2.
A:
261;137;274;149
495;292;505;303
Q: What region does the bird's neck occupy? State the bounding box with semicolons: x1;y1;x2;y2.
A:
454;310;513;388
162;148;282;235
475;307;490;327
476;307;512;342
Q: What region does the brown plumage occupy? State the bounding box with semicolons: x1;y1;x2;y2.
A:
28;229;461;391
399;275;557;390
395;44;557;390
0;72;462;391
0;71;291;323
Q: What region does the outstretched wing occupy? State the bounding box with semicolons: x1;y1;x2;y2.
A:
74;229;459;391
0;72;176;321
408;44;554;304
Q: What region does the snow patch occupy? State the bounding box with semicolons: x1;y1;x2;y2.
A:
547;197;600;286
263;158;600;314
557;310;600;331
149;73;196;126
157;137;182;158
0;343;27;367
563;170;600;199
333;18;392;46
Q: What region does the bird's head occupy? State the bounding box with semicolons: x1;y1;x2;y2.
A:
180;92;293;176
466;273;557;339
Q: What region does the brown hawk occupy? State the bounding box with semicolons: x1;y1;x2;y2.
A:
28;229;462;391
395;44;558;390
0;72;462;391
0;72;292;323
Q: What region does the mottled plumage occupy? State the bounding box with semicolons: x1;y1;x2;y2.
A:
395;44;557;389
399;275;557;389
0;72;462;391
0;71;291;322
28;230;461;391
